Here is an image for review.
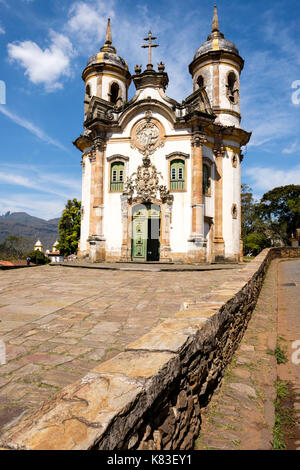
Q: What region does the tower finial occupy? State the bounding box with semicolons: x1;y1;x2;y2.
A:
212;4;220;33
105;18;112;45
100;18;116;53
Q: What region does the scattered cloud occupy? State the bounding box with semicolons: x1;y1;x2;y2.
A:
66;0;115;51
7;31;74;92
0;23;5;35
0;106;68;151
282;141;299;154
0;195;65;220
244;164;300;196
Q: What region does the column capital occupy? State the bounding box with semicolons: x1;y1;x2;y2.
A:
213;144;225;158
92;137;107;152
191;132;207;147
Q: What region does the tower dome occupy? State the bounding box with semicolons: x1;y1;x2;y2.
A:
189;5;244;128
82;19;131;114
86;19;129;72
193;5;240;60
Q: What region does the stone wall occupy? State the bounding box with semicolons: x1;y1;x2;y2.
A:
0;247;299;450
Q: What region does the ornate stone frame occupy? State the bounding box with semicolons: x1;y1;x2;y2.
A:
166;152;190;193
130;116;166;155
120;197;172;263
107;154;129;193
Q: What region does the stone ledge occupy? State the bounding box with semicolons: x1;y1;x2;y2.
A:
0;247;299;450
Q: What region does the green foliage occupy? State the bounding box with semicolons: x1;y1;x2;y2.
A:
57;199;81;256
273;380;296;450
244;232;270;257
241;184;300;256
0;235;33;260
24;249;50;265
241;185;272;256
257;185;300;245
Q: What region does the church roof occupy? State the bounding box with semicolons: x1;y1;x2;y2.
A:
193;5;240;60
86;19;128;71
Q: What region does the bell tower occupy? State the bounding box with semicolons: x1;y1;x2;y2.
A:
189;5;244;128
82;19;131;118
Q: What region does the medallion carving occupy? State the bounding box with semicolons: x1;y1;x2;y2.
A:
130;117;165;156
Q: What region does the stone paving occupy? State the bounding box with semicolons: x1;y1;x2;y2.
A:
195;258;279;450
196;258;300;450
0;264;238;430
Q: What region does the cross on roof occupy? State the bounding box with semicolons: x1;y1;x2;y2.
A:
141;31;159;68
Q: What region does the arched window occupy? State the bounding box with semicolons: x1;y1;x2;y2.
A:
110;161;124;191
110;82;120;105
197;75;204;88
170;159;185;191
203;163;211;195
227;71;238;104
85;84;91;98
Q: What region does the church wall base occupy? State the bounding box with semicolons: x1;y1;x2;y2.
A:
88;239;106;262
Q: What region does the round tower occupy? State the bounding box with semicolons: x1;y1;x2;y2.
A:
34;239;43;252
82;19;131;117
189;5;244;128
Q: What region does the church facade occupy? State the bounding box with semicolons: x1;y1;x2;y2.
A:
74;7;251;264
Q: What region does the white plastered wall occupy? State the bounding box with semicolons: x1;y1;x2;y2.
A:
222;147;240;259
79;155;91;253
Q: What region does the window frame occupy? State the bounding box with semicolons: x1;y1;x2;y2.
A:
107;155;129;193
202;158;213;197
166;153;189;193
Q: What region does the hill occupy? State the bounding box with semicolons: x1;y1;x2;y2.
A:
0;212;60;250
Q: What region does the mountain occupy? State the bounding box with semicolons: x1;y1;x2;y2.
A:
0;212;60;250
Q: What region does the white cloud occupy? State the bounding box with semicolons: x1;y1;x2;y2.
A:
7;31;74;92
282;141;299;154
0;23;5;35
65;0;116;53
0;195;65;220
244;164;300;196
0;106;67;151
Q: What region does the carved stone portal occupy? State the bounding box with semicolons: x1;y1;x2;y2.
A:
121;155;173;262
123;156;173;205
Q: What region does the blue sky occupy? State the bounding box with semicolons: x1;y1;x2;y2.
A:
0;0;299;219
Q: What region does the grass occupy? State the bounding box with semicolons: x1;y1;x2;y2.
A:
273;380;296;450
267;342;288;364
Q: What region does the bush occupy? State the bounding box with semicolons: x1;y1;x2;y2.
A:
24;250;50;265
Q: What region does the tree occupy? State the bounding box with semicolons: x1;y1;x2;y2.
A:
24;249;50;265
241;184;256;239
57;199;81;256
0;235;33;260
241;185;271;255
257;185;300;245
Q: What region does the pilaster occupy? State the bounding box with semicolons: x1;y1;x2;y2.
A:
88;137;106;262
188;132;207;262
213;131;225;262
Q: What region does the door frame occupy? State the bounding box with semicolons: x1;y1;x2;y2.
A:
121;197;172;263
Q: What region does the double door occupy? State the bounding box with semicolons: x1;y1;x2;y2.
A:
132;204;161;262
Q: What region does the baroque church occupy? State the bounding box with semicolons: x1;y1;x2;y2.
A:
73;6;251;263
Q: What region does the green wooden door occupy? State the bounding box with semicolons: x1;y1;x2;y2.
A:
132;205;148;261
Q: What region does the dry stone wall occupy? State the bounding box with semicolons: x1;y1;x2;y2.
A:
0;247;299;450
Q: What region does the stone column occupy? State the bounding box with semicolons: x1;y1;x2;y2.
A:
239;152;244;262
160;203;172;262
213;137;225;262
188;132;207;262
120;194;130;261
88;137;106;262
